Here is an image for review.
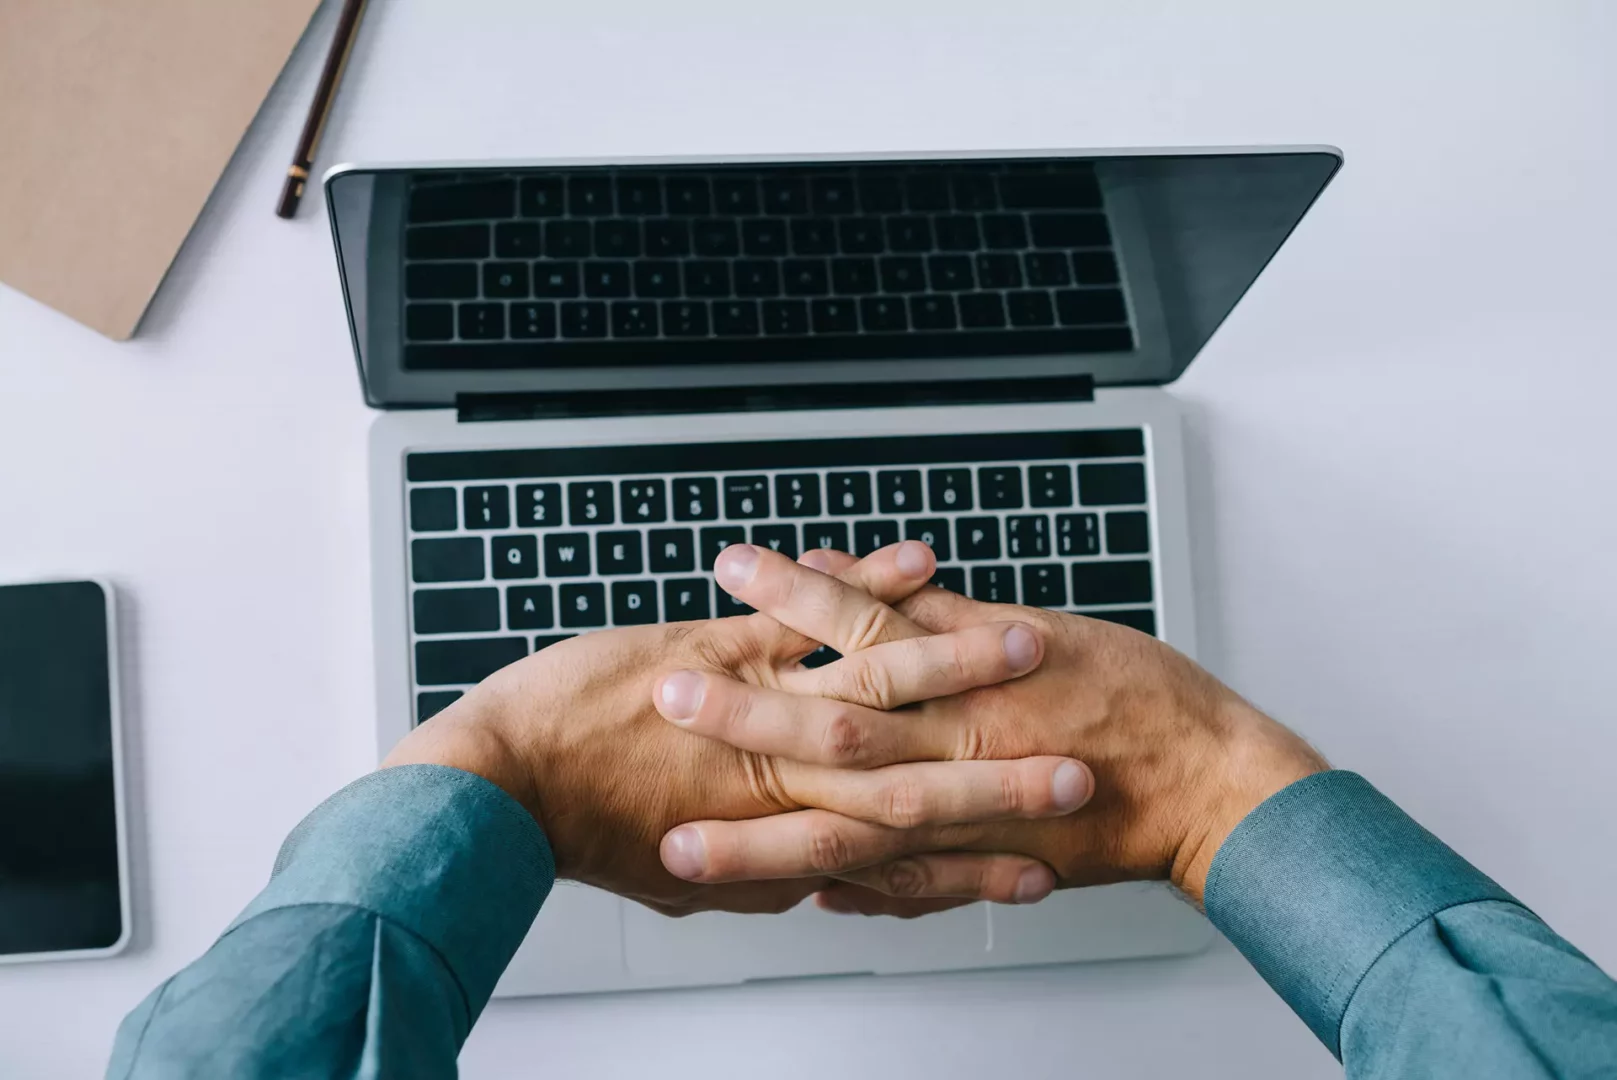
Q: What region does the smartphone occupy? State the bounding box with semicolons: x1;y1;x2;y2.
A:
0;580;130;961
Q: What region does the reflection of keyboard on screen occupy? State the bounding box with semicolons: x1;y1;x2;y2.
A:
397;161;1135;370
403;429;1157;725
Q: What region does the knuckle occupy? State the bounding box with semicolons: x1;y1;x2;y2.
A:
882;778;930;829
805;821;856;873
999;766;1028;816
846;603;901;654
845;656;900;711
879;859;931;897
816;706;869;766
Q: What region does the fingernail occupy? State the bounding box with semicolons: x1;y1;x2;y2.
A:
799;549;832;572
1051;760;1090;811
657;671;705;722
895;540;931;577
1002;624;1040;671
1014;865;1054;904
663;826;708;879
714;544;760;591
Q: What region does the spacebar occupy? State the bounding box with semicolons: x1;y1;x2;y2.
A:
415;637;529;686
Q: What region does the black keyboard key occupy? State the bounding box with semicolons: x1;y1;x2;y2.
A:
958;293;1006;329
909;295;957;330
904;517;951;560
790;219;837;255
620;479;667;523
927;254;974;291
838;218;885;254
534;633;577;651
568;175;613;216
507;585;555;630
510;302;558;340
414;587;500;634
694;218;741;256
544;533;592;576
826;471;872;515
1020;564;1067;608
611;301;658;337
879;256;926;293
663;578;712;620
409;224;489;260
860;296;908;332
931;566;967;594
774;474;821;517
933;215;981;251
415;637;527;686
811;298;859;332
482;262;529;298
751;524;799;559
520;177;564;217
593;219;640;258
596;531;644;575
464;486;509;529
412;538;485;583
584;261;631;298
955;517;1001;560
713;176;760;214
568;481;614;525
905;174;951;211
666;176;711;215
1030;212;1110;248
742;219;789;256
648;528;696;572
854;519;901;556
982;214;1029;249
643;219;691;257
1005;515;1049;558
1106;511;1150;554
886;216;933;252
928;468;973;511
1079;463;1146;505
410;487;457;532
418;690;462;724
762;177;809;215
763;299;809;335
492;535;539;579
735;260;782;297
1056;513;1101;556
634;261;681;298
858;174;904;213
1056;288;1128;326
699;526;746;570
876;469;922;513
1000;171;1102;210
951;174;997;210
493;222;541;258
1024;251;1071;287
714;584;753;617
560;301;607;338
544;220;591;258
406;263;477;299
713;300;760;336
1086;608;1156;635
1072;249;1121;285
533;261;581;297
783;259;830;296
1007;291;1055;327
723;476;770;518
978;466;1024;509
662;301;710;337
1071;560;1153;605
684;261;731;298
831;257;879;295
975;252;1023;290
1029;465;1074;507
673;478;719;521
560;583;608;628
801;521;849;554
612;581;659;625
812;177;857;214
409;178;514;223
615;175;663;216
970;565;1017;603
515;483;563;527
458;303;505;340
405;303;454;341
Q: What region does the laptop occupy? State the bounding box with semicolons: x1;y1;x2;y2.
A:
324;147;1342;998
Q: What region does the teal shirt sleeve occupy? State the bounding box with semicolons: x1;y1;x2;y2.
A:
1205;770;1617;1077
105;765;554;1079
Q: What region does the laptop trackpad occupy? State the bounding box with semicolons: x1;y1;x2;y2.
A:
623;897;989;981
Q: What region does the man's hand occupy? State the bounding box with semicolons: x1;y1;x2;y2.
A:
656;545;1327;913
381;542;1092;917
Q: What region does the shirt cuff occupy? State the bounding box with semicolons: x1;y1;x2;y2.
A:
229;764;555;1020
1203;770;1517;1058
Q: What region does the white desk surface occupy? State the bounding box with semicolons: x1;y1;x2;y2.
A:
3;2;1615;1076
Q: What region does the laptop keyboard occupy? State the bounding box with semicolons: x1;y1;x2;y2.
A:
398;161;1135;370
404;429;1157;725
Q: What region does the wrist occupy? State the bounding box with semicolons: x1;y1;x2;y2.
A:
381;689;544;826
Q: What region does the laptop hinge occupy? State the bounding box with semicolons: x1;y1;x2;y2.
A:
455;375;1094;423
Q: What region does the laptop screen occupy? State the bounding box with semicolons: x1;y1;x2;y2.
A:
326;150;1340;408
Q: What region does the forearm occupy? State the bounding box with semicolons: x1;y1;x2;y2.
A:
107;766;554;1079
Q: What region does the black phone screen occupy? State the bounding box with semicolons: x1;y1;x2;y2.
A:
0;581;125;956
